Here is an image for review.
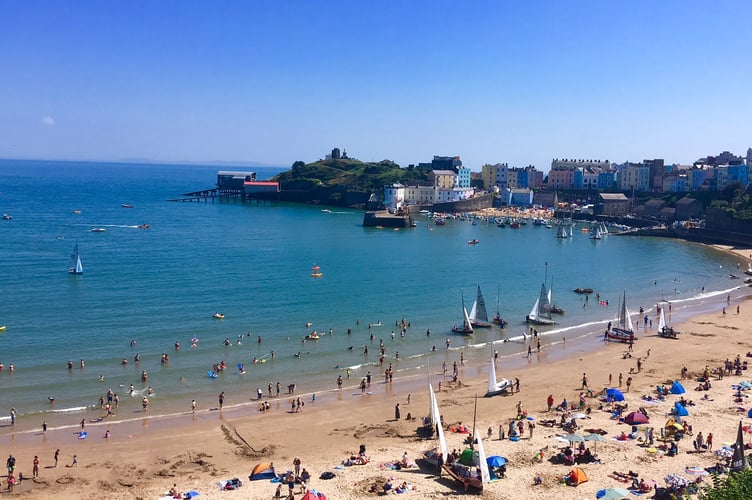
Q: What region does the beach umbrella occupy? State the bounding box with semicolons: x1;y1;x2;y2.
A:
584;433;606;453
715;447;734;459
563;433;586;443
486;455;507;467
685;466;709;477
664;473;689;488
595;487;630;499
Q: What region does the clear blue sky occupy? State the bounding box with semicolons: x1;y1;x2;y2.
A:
2;1;751;172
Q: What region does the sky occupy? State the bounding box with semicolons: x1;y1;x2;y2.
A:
2;1;751;172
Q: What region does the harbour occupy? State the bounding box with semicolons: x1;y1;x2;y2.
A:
0;159;746;432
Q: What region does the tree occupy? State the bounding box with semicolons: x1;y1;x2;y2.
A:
699;469;752;500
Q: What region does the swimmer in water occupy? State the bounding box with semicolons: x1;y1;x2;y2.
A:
129;384;135;394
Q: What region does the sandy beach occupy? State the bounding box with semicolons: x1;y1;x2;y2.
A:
3;246;752;500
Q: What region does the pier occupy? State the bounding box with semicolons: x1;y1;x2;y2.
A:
170;170;280;203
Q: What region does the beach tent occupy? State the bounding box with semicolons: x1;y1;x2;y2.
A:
674;402;689;417
747;408;752;418
566;467;589;486
605;388;625;402
301;491;327;500
624;412;649;425
670;381;686;394
459;448;479;466
664;418;683;432
248;463;276;481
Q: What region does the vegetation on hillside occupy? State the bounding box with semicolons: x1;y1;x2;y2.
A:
708;182;752;221
272;158;432;195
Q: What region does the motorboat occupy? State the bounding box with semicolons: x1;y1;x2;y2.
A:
212;313;225;319
1;214;12;220
90;228;106;232
121;204;135;208
137;224;150;229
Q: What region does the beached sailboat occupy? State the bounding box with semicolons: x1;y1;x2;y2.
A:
606;290;636;343
68;244;83;275
657;306;679;338
422;384;449;466
486;355;511;396
493;284;507;328
442;399;491;492
469;285;493;328
526;283;555;325
452;293;474;335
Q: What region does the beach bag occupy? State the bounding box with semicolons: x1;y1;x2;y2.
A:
320;471;336;480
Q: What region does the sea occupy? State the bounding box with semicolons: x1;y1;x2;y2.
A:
0;159;746;431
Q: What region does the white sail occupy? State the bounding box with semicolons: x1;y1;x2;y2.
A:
469;300;478;323
68;244;83;275
428;384;448;462
528;296;540;320
657;308;666;333
475;428;491;485
625;307;634;332
487;355;510;395
462;301;474;333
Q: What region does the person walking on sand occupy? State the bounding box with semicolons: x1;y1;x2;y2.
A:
70;454;78;467
626;376;632;392
547;394;554;412
32;455;39;478
395;403;401;420
619;373;623;387
581;373;588;389
191;400;196;413
218;391;225;410
54;449;60;467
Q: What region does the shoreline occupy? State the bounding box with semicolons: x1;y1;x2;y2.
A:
4;247;752;499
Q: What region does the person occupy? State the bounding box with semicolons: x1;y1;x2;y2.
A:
54;449;60;467
7;472;15;492
71;454;78;467
547;394;554;411
33;455;39;478
274;483;283;499
192;400;196;413
707;432;714;451
218;391;225;409
169;483;180;498
395;403;401;420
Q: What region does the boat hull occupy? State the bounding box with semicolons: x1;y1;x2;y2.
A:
470;320;493;328
526;315;555;325
606;329;635;343
451;326;473;335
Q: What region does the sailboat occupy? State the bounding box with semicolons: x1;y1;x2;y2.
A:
606;290;636;343
443;397;491;492
422;384;449;466
486;355;511;396
469;285;493;328
452;292;474;335
657;306;679;338
555;223;568;239
526;283;555;325
545;276;565;314
68;244;83;275
590;225;602;240
493;284;507;327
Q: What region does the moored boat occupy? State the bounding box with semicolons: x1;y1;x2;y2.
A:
573;288;594;294
469;285;493;328
526;282;556;325
451;293;474;335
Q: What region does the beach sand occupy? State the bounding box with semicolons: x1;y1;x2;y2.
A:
3;247;752;499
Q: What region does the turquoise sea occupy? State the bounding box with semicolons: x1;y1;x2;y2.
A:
0;159;745;430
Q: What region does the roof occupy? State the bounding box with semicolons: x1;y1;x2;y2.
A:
599;193;628;201
676;197;700;206
432;170;456;176
644;199;666;209
218;171;256;176
244;181;278;186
